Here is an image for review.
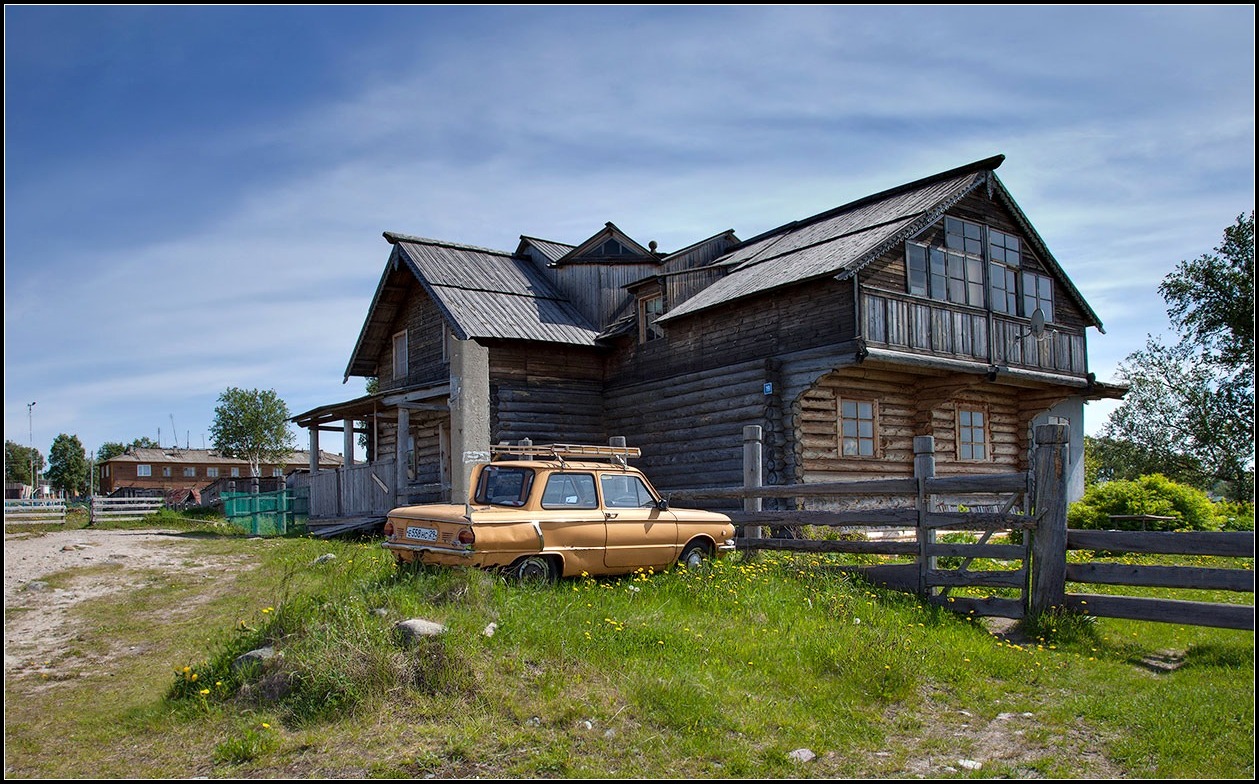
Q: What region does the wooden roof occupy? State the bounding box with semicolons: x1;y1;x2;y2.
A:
660;155;1103;330
343;233;602;379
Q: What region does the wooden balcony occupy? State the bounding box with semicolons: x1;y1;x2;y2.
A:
862;291;1086;377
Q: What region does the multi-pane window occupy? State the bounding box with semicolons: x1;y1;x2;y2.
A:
162;467;172;477
908;217;1053;324
839;398;878;457
207;468;219;478
957;406;988;461
989;229;1021;267
1022;272;1054;319
990;263;1018;315
638;294;665;343
231;467;240;478
137;464;152;477
392;330;408;380
183;467;196;477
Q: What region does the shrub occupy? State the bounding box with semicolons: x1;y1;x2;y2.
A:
1067;474;1220;531
1214;500;1255;532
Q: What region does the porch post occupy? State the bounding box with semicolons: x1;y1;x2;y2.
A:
449;337;491;504
395;406;410;509
343;419;355;467
308;427;318;473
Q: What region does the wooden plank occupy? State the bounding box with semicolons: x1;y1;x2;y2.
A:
928;594;1025;619
926;569;1027;588
1064;593;1254;631
738;537;918;556
926;542;1027;559
1066;562;1255;593
923;511;1037;530
727;509;919;527
1067;529;1254;557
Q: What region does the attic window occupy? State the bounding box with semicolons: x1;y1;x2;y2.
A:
600;239;633;257
638;294;665;343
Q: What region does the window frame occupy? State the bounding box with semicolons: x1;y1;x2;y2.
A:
837;397;880;458
637;293;666;344
1022;271;1054;321
540;472;599;510
956;403;990;462
392;329;408;380
136;464;152;477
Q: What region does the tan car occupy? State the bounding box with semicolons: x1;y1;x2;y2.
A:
382;444;736;581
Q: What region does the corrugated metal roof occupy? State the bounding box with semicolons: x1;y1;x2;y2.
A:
390;235;601;346
518;236;576;263
663;169;984;321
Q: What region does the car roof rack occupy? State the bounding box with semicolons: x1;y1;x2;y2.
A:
490;443;641;466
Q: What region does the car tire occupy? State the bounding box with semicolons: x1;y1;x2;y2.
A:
678;541;711;570
510;555;557;583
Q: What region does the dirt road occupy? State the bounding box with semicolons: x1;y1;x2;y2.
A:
3;528;209;676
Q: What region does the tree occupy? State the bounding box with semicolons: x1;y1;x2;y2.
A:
4;440;45;484
46;434;89;497
209;387;296;478
1083;435;1202;488
97;437;161;463
1101;214;1256;501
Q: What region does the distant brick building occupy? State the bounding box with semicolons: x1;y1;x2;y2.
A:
98;447;342;496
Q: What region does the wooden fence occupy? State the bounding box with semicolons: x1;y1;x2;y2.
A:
90;496;165;525
3;499;67;525
669;423;1254;631
286;459;399;519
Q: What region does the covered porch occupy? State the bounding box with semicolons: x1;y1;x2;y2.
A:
289;383;457;534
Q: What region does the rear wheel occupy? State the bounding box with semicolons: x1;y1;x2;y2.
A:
510;555;558;584
678;541;711;570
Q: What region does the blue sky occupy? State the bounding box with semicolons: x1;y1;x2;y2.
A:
4;5;1255;464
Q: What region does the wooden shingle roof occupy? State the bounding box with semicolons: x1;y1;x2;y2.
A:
661;157;1003;322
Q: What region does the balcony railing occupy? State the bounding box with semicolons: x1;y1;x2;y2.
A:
862;291;1085;376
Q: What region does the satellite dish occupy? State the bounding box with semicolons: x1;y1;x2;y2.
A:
1029;308;1046;339
1016;308;1048;340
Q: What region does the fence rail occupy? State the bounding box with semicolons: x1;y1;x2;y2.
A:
668;423;1254;631
91;496;165;524
3;499;67;525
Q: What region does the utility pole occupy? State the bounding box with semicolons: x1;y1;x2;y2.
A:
27;401;36;498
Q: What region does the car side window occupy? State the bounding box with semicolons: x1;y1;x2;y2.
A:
600;474;656;508
541;473;598;509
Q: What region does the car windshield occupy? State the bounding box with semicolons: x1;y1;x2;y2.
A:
474;466;535;507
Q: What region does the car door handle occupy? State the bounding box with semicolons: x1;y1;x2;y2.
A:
605;512;618;520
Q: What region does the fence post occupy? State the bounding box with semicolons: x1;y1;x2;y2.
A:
914;436;936;596
1029;423;1070;617
743;425;763;542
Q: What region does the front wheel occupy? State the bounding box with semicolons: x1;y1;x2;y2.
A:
510;555;558;584
678;541;711;570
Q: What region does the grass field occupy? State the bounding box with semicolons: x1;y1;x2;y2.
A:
3;519;1253;779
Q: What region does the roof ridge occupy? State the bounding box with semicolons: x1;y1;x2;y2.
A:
733;154;1005;250
383;231;512;257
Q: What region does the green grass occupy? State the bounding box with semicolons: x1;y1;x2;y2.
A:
3;523;1253;779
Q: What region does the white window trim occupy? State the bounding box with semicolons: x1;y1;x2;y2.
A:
136;464;152;477
956;403;990;462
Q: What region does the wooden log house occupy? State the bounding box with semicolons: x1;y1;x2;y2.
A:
291;155;1125;524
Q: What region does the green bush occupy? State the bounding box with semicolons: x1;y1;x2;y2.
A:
1214;500;1255;532
1067;474;1220;531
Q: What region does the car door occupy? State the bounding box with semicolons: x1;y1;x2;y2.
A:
537;471;606;574
600;472;678;570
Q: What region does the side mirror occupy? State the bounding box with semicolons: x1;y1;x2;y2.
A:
657;498;670;511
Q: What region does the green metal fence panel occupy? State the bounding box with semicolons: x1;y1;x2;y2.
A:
223;489;308;536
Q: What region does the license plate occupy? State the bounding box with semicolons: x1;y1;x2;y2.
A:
406;526;438;542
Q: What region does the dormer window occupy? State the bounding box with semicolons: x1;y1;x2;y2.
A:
638;293;665;344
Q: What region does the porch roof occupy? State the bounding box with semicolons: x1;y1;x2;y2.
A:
291;383;450;429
